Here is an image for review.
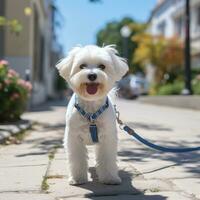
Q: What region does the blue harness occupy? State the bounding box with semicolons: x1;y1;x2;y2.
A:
74;96;109;143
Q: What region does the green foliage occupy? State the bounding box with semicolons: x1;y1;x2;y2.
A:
96;17;143;73
0;60;32;122
55;71;67;91
192;77;200;95
191;68;200;78
132;33;184;83
0;16;22;34
150;76;200;95
157;81;184;95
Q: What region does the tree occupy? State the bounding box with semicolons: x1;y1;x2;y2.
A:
132;33;184;83
0;16;22;34
96;17;143;73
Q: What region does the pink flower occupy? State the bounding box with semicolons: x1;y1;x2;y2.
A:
25;81;32;91
10;93;20;101
17;79;32;91
17;79;26;86
8;69;18;77
7;73;13;78
196;74;200;81
0;60;9;66
13;93;20;99
4;79;11;85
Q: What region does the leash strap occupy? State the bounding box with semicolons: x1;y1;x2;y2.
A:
74;96;109;143
114;105;200;153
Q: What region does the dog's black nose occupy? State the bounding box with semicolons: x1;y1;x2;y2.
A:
88;73;97;81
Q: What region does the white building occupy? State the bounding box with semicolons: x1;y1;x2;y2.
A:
149;0;200;67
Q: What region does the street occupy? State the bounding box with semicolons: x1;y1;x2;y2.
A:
0;98;200;200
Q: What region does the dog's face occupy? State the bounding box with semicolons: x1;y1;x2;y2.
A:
56;45;128;101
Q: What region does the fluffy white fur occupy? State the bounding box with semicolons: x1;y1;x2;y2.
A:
56;45;128;185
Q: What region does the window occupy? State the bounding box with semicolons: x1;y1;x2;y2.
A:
197;7;200;26
33;5;45;82
157;21;166;36
174;17;183;37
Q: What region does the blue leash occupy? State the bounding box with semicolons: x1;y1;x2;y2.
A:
114;106;200;153
123;125;200;153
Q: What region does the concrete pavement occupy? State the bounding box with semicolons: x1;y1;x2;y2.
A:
0;120;32;143
0;98;200;200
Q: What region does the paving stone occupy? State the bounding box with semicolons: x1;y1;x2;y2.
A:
0;163;48;192
0;193;54;200
172;178;200;199
0;120;32;143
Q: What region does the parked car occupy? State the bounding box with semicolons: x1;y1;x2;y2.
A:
117;74;148;99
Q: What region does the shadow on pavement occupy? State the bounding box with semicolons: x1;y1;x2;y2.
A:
126;121;173;131
15;137;63;157
118;136;200;178
35;122;66;132
68;167;167;200
15;123;64;157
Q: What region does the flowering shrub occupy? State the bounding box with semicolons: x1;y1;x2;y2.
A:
0;60;32;122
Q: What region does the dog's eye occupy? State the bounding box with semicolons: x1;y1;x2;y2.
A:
98;64;105;70
80;64;87;69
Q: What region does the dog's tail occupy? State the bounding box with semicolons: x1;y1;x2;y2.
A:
108;87;118;105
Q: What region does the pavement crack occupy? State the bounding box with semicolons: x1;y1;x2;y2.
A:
0;190;39;194
0;164;47;168
41;147;58;192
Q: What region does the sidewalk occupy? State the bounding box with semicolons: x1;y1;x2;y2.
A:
0;120;32;143
0;98;199;200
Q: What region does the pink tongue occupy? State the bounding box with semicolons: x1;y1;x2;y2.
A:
86;84;98;95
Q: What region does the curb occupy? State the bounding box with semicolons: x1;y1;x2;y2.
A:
0;119;33;143
139;95;200;110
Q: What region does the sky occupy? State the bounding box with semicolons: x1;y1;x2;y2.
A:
55;0;157;55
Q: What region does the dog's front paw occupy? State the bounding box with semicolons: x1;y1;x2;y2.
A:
99;176;121;185
68;177;88;185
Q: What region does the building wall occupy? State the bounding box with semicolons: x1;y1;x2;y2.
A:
0;0;5;58
29;0;60;104
149;0;200;68
4;0;31;57
149;0;200;38
149;0;179;37
3;0;32;80
1;0;59;106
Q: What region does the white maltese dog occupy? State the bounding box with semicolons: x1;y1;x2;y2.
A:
56;45;128;185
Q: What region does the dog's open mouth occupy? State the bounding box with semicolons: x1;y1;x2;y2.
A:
86;83;99;95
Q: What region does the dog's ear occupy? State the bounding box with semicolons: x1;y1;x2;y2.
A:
104;45;129;81
56;46;82;80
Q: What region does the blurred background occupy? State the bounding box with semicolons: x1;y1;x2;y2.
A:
0;0;200;121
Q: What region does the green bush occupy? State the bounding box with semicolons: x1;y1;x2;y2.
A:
151;77;200;95
192;68;200;78
157;81;184;95
0;60;32;122
55;72;67;91
192;78;200;95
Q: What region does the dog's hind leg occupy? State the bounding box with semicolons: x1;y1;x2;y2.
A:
95;133;121;185
66;135;88;185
